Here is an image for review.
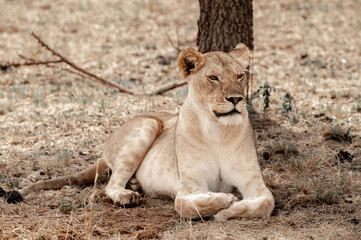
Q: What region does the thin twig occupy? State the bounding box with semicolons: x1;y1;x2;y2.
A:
87;161;101;239
165;30;195;53
165;32;182;53
250;50;254;100
46;64;92;81
31;32;135;95
146;80;187;96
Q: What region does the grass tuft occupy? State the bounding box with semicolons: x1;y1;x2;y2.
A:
323;125;352;143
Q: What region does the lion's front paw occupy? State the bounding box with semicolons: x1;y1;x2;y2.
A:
213;208;230;221
213;197;242;221
228;193;239;203
106;188;141;206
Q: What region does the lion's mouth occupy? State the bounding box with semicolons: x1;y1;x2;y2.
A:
213;109;241;117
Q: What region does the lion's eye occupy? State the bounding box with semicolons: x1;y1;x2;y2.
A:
237;74;245;81
208;75;219;81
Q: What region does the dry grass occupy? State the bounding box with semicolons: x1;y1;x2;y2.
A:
1;0;360;239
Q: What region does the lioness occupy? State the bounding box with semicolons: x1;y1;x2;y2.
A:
1;43;274;220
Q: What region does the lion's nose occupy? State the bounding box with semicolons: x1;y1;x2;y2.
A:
225;96;243;104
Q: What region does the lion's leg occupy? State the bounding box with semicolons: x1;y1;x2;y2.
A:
175;192;238;219
105;117;162;205
213;172;274;220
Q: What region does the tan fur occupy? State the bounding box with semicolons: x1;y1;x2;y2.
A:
15;44;274;220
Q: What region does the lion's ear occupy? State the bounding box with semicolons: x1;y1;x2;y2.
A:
178;48;203;78
229;43;250;68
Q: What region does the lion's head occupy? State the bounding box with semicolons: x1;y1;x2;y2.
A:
178;43;250;125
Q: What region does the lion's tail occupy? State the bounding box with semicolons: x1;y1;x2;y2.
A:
1;159;108;204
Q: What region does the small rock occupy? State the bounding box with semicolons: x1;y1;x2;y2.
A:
337;150;353;163
262;152;270;160
300;51;308;59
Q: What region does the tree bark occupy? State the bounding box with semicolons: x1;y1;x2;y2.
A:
197;0;253;53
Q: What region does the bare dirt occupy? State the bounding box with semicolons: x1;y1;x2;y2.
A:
0;0;360;239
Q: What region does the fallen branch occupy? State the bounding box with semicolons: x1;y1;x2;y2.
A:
146;80;187;96
7;33;187;96
31;32;135;95
0;59;62;71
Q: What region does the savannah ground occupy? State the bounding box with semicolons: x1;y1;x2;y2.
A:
0;0;360;239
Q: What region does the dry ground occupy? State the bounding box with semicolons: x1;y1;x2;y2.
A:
0;0;360;239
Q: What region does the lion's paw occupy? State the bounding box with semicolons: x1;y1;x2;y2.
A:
106;188;140;206
212;194;239;221
228;193;239;203
128;178;141;191
213;209;230;221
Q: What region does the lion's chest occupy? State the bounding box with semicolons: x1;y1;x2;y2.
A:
199;144;240;192
175;138;240;194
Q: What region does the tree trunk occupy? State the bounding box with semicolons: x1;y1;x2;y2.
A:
197;0;253;99
197;0;253;53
